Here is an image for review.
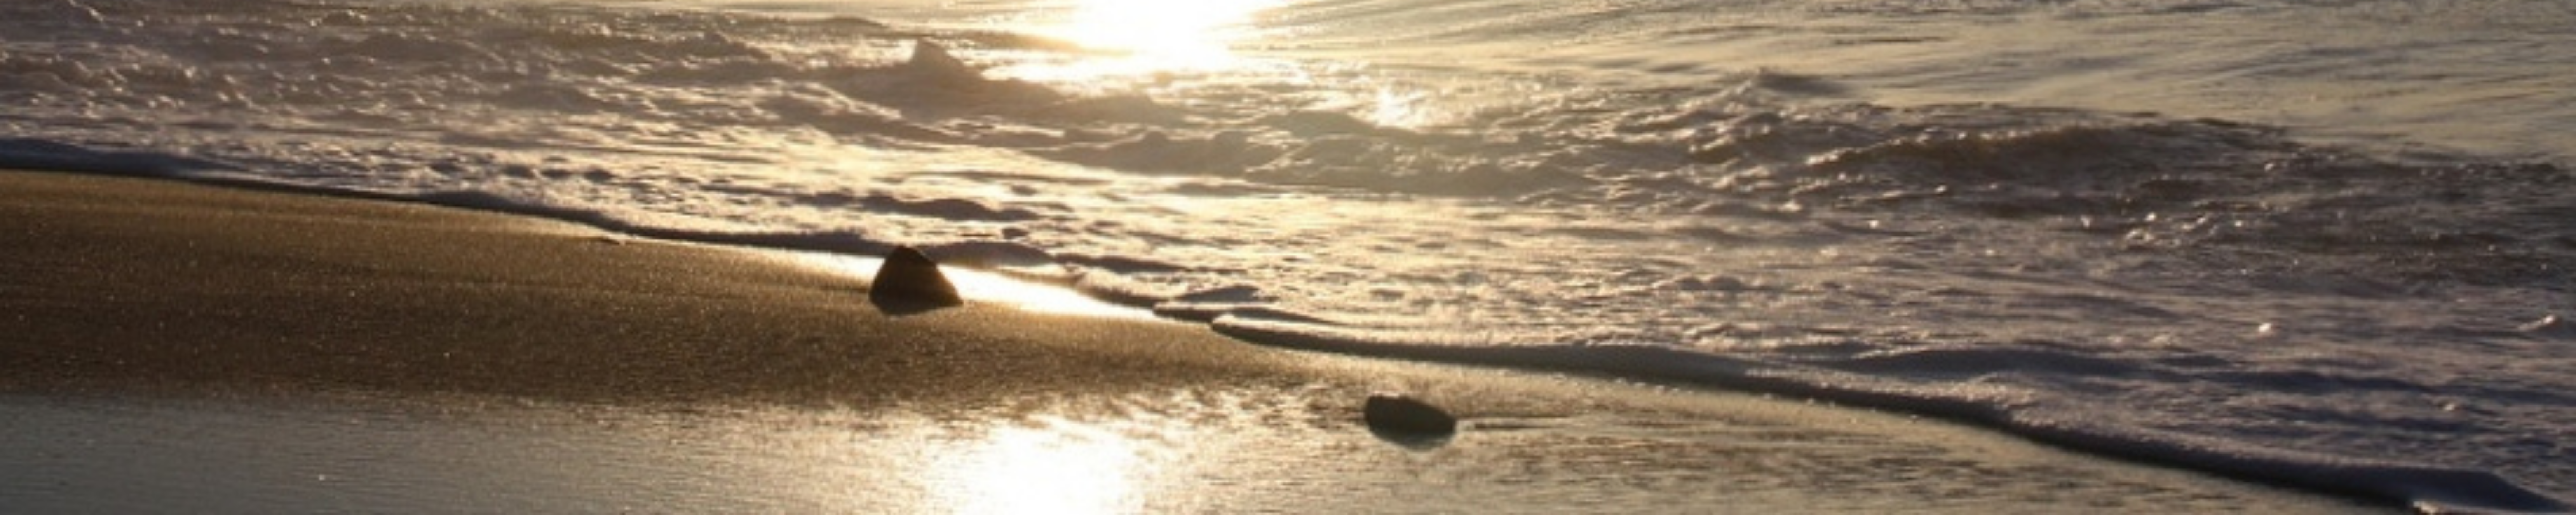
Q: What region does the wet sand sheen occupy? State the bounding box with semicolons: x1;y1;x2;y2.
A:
0;169;1309;404
0;170;2370;512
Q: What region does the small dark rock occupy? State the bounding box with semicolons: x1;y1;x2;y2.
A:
870;245;962;312
1363;393;1457;437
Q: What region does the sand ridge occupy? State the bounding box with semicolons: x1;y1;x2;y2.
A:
0;169;1307;405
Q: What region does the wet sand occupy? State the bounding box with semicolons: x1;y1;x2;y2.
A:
0;169;2374;512
0;169;1319;405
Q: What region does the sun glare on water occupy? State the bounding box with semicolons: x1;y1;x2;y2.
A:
1003;0;1283;80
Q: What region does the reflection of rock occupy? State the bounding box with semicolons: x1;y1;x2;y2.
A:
1363;393;1457;437
870;245;962;313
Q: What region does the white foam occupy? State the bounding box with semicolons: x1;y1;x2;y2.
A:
1208;315;2570;512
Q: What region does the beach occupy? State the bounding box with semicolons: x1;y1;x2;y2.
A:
0;169;2379;512
10;0;2575;508
0;168;1302;405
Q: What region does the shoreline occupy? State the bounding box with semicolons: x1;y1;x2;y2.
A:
0;168;2399;512
0;169;1311;406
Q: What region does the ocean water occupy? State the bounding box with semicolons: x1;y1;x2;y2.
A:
4;0;2571;510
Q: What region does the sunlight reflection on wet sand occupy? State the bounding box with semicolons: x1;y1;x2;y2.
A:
0;380;2372;514
929;417;1157;515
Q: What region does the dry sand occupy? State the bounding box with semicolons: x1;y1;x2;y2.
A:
0;169;2374;513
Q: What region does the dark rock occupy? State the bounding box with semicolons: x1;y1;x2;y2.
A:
1363;393;1457;438
869;245;962;313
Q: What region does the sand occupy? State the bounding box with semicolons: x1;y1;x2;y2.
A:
0;169;2373;513
0;169;1306;405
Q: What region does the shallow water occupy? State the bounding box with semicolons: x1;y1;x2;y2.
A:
3;0;2571;508
0;383;2370;514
